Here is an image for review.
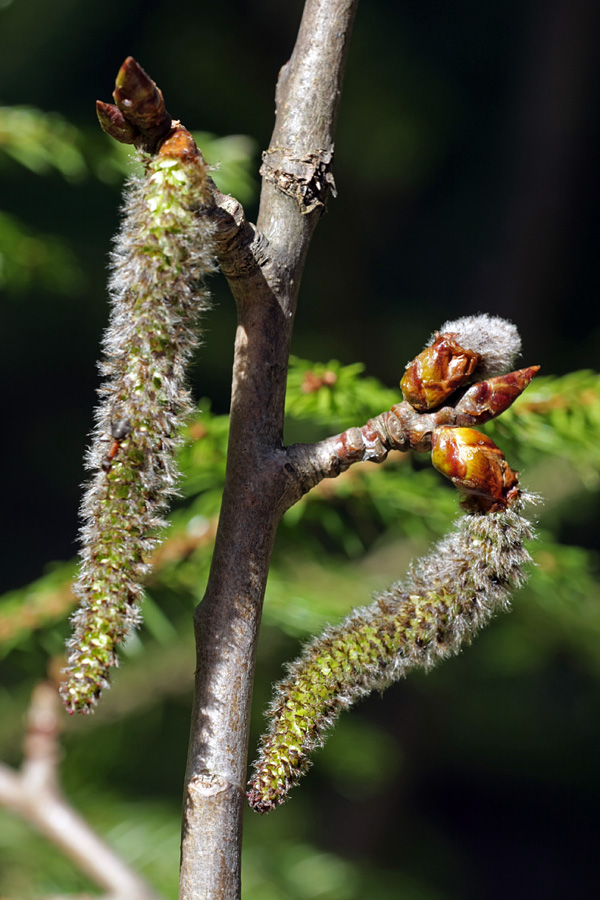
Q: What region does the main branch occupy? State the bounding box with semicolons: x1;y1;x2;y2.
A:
179;2;359;898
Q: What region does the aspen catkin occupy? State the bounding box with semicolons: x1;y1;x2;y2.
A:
248;500;535;813
61;137;215;714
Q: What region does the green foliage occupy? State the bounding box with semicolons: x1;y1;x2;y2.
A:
1;6;596;894
0;559;76;659
0;103;257;295
0;105;87;180
193;131;259;207
0;209;83;294
486;370;600;483
0;798;181;899
241;829;444;900
0;104;258;196
2;358;600;896
3;363;600;651
284;356;399;437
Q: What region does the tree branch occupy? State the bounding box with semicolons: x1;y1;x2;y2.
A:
0;683;162;900
287;366;540;496
179;2;359;898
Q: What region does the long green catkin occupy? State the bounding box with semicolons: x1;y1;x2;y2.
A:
61;146;215;714
248;500;534;813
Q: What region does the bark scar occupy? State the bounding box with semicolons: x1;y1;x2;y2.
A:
188;772;229;797
260;145;337;214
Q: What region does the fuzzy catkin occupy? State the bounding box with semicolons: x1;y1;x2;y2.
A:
248;500;534;812
61;151;215;714
431;313;522;379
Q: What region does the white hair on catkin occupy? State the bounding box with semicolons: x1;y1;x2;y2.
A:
248;497;536;813
61;147;215;715
430;313;522;378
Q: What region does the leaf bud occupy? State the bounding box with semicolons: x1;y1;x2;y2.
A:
454;366;540;423
401;333;480;411
431;426;519;511
96;101;138;144
111;57;172;151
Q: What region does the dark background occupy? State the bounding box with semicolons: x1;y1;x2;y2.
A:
1;0;599;593
1;2;599;898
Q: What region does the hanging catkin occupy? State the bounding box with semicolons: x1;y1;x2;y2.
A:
61;130;215;714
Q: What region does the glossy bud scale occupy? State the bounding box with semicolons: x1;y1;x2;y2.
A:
401;333;480;412
98;57;173;154
454;366;540;422
96;101;138;145
113;57;168;130
431;427;519;511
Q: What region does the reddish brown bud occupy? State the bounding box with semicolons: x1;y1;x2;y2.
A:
400;333;480;412
431;427;519;511
110;57;172;151
114;57;165;125
96;101;138;144
454;366;540;423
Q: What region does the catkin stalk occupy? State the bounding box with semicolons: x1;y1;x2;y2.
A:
61;135;215;714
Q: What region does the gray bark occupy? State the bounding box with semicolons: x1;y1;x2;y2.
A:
178;2;359;898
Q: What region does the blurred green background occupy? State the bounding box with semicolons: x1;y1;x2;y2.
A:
1;0;599;898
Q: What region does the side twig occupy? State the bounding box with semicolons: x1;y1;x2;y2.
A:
0;683;162;900
287;366;539;497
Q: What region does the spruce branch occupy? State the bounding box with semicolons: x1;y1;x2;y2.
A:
62;63;217;715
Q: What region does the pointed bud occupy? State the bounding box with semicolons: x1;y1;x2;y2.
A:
112;57;172;150
401;333;480;411
431;427;519;511
454;366;540;423
96;101;138;144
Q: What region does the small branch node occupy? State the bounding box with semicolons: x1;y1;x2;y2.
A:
260;145;336;215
